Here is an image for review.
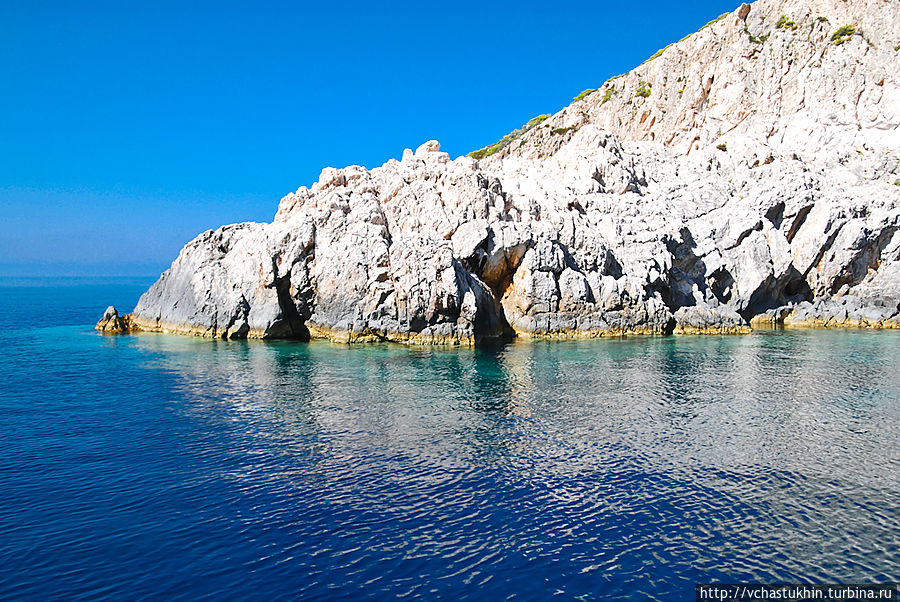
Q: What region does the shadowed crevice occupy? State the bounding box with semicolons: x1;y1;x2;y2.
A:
274;275;310;341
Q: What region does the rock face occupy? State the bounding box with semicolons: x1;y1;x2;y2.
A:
96;306;130;334
101;0;900;343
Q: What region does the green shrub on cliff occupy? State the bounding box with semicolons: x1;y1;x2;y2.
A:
775;15;797;30
468;114;551;160
831;24;857;45
634;81;651;98
523;114;550;130
744;26;769;44
551;126;578;136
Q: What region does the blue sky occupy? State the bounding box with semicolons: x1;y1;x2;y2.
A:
1;0;739;276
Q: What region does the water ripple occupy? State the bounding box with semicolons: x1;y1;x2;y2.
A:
1;283;899;599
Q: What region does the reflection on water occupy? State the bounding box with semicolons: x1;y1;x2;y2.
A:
2;322;899;600
132;332;900;480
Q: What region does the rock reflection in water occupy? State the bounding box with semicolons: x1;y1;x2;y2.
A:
119;330;900;598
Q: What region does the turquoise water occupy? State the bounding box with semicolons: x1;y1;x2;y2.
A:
1;278;898;600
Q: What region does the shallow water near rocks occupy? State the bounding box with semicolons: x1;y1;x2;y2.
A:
1;278;898;600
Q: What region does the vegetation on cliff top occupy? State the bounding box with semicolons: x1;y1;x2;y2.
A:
468;114;551;160
700;12;730;31
643;43;673;64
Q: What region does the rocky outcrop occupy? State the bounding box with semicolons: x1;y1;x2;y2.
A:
96;306;131;334
99;0;900;344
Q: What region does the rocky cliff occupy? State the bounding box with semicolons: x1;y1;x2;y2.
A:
100;0;900;344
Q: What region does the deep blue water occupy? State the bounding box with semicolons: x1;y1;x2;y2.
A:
1;278;898;601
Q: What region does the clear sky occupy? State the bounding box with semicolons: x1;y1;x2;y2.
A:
1;0;739;276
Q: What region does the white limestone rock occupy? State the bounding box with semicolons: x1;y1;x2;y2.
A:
105;0;900;343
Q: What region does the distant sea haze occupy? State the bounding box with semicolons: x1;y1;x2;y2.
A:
0;263;166;280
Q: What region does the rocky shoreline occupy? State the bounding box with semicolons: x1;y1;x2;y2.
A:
98;297;900;343
99;0;900;345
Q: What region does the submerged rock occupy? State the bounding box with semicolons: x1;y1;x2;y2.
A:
102;0;900;344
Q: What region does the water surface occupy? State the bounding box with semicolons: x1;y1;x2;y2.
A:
1;279;898;600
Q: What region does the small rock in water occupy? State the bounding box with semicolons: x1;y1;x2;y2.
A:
96;306;129;334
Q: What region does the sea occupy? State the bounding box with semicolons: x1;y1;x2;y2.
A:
1;277;898;600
